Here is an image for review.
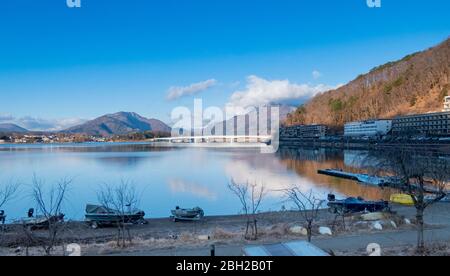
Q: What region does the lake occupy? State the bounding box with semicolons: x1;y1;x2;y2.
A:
0;143;396;221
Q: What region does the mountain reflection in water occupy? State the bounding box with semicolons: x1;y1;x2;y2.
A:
0;143;448;220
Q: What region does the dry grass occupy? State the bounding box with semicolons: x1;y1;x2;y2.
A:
212;227;238;240
260;223;289;237
338;243;450;256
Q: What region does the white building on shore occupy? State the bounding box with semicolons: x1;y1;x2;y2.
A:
444;96;450;112
344;120;392;137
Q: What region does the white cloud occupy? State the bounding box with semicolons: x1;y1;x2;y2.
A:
0;115;86;131
312;70;322;80
224;159;333;199
167;79;217;101
0;113;14;121
225;75;335;112
168;179;217;201
50;117;87;131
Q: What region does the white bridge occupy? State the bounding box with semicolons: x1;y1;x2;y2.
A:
154;135;272;144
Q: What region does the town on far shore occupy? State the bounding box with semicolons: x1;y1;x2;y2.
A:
0;131;171;144
281;96;450;143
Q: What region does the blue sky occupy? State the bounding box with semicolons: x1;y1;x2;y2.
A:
0;0;449;130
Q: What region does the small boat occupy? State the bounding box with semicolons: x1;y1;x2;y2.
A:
0;210;5;225
19;215;65;230
390;194;415;206
15;209;65;230
327;194;390;214
171;206;204;222
85;204;147;229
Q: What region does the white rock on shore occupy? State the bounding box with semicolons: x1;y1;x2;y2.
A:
390;221;397;228
372;222;383;231
289;226;308;236
319;227;332;236
198;235;211;241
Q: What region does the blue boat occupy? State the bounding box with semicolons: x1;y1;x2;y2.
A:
327;194;390;214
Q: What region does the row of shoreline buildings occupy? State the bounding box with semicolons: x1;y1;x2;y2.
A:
0;134;108;144
281;96;450;139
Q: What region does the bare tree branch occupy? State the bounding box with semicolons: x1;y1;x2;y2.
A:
97;179;141;248
284;188;324;242
23;175;71;256
365;148;448;253
0;181;19;209
228;179;266;240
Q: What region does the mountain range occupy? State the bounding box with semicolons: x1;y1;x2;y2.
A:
285;37;450;128
0;123;28;133
202;105;294;136
63;112;171;136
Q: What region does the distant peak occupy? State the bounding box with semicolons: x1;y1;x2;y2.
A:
62;111;171;136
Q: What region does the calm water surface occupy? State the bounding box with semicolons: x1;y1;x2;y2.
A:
0;143;395;221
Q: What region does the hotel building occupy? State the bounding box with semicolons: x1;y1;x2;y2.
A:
392;111;450;136
281;124;327;139
344;120;392;137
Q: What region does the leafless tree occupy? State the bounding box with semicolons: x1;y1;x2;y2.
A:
284;188;324;242
97;180;141;248
367;149;448;253
22;175;71;256
0;181;19;211
0;181;19;235
228;179;266;240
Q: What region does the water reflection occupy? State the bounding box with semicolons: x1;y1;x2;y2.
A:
277;148;393;201
0;144;447;221
95;154;161;168
168;179;218;201
224;154;332;197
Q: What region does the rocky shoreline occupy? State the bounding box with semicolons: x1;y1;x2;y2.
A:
2;204;443;256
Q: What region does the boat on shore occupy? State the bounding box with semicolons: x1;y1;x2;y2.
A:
390;194;415;206
171;206;204;222
391;193;450;205
15;209;65;230
327;194;390;214
85;204;147;229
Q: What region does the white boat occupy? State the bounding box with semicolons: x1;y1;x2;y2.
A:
171;206;204;222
